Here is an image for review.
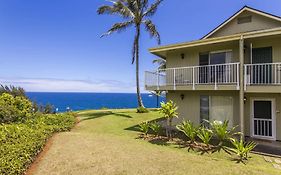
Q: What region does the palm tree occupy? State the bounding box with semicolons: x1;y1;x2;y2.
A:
153;58;166;70
97;0;163;108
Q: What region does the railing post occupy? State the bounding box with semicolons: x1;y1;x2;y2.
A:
236;63;240;90
275;64;277;84
244;65;247;91
173;68;176;90
192;67;195;90
214;65;217;90
157;70;159;90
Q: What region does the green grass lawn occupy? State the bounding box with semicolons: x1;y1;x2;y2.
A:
31;109;280;175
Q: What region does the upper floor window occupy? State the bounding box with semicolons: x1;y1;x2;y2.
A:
237;16;252;24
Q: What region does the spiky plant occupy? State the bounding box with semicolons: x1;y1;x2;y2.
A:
98;0;163;108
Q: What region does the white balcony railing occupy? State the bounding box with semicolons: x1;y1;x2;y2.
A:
245;62;281;86
145;63;240;90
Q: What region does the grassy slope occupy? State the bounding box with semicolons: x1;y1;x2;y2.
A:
32;109;280;175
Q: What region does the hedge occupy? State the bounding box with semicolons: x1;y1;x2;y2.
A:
0;113;76;175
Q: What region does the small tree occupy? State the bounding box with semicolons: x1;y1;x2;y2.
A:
159;100;178;139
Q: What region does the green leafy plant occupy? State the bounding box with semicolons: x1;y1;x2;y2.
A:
0;113;76;175
230;136;257;161
149;121;162;136
208;120;239;147
138;121;150;136
137;106;149;113
0;84;26;98
197;127;213;147
0;93;33;123
176;120;198;144
159;100;178;139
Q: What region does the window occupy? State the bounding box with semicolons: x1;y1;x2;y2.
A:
200;96;234;127
237;16;252;24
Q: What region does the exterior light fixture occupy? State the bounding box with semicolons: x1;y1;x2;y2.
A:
180;94;185;100
181;53;185;59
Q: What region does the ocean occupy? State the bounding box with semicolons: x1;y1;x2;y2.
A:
26;92;166;112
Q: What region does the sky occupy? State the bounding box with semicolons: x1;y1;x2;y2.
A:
0;0;281;93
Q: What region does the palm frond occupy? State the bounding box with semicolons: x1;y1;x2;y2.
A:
101;20;134;37
97;1;134;18
143;0;163;17
143;19;161;44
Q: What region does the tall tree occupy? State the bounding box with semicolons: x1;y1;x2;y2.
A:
98;0;163;108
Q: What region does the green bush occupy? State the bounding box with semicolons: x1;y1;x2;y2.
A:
0;93;33;123
149;121;162;136
197;127;213;146
230;136;257;161
159;101;178;139
138;121;150;136
176;120;198;144
0;113;76;175
137;106;149;113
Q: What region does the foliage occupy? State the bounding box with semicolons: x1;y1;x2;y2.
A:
197;127;213;146
138;121;150;136
153;58;166;70
230;136;257;161
43;103;55;114
0;113;76;175
159;100;178;139
208;120;239;147
97;0;163;108
149;121;162;136
137;106;149;113
176;120;198;144
0;93;33;123
0;84;26;98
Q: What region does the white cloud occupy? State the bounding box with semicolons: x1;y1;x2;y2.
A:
0;77;143;93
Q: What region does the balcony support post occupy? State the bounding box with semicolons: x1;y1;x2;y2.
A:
239;36;245;139
214;66;218;90
192;67;195;90
173;69;176;90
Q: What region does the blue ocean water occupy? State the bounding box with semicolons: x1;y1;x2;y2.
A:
26;92;165;112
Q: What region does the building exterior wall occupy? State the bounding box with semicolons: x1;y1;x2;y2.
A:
166;41;240;68
244;93;281;141
209;11;281;38
166;91;240;127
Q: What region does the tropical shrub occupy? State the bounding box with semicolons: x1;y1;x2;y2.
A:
159;101;178;139
176;120;198;144
0;113;76;175
0;93;33;123
138;121;150;136
230;136;257;161
149;121;162;136
197;127;213;146
0;84;26;98
208;120;239;147
137;106;149;113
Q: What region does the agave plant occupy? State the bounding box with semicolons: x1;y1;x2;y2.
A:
176;120;198;144
197;127;213;147
159;100;178;139
230;136;257;161
149;121;162;136
138;121;150;137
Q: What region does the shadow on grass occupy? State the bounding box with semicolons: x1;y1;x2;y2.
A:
79;110;133;122
124;117;165;133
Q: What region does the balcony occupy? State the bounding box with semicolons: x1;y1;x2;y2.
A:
244;62;281;92
145;63;240;91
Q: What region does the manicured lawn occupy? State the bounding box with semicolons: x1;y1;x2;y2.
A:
31;109;279;175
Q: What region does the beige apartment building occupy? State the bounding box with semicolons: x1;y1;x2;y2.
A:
145;6;281;141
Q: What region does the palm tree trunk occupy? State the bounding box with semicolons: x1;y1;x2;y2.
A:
135;26;144;108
